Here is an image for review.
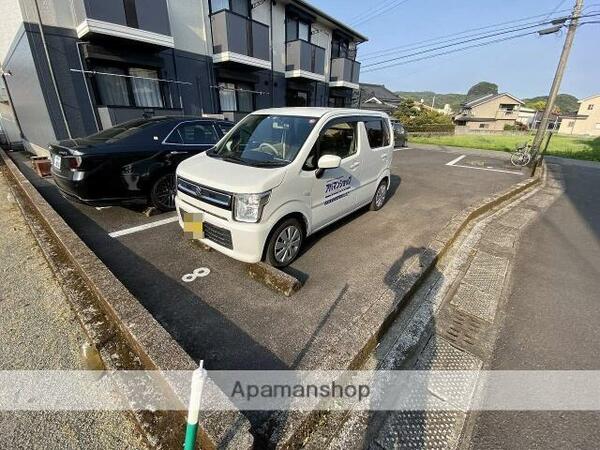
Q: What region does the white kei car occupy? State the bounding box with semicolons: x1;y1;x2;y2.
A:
175;108;393;267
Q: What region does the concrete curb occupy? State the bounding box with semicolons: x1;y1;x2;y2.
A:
0;150;254;450
266;165;544;448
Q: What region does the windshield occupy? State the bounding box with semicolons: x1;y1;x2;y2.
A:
207;115;318;167
86;119;158;143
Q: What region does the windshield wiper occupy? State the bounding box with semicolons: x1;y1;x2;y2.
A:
249;160;288;167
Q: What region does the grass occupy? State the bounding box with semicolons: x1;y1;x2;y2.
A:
410;133;600;162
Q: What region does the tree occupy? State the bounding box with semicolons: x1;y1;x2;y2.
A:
393;99;453;130
466;82;498;101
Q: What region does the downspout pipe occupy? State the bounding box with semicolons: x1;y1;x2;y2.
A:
270;0;275;107
75;42;100;132
33;0;72;139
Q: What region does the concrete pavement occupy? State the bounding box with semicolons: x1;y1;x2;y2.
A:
0;167;148;450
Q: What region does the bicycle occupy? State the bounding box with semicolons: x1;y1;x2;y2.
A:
511;143;532;167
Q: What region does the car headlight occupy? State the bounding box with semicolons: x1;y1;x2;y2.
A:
233;191;271;223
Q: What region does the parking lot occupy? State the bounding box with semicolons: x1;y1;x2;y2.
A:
11;147;526;373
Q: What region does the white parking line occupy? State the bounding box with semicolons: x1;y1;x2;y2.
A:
446;154;467;166
393;147;413;152
109;216;179;238
445;154;522;175
451;164;523;175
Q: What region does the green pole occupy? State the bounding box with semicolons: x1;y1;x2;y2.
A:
183;361;205;450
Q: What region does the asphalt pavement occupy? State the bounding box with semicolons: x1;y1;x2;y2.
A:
466;157;600;449
8;148;526;377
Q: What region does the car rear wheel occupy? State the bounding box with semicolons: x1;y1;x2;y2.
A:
370;179;388;211
265;218;304;267
150;173;176;211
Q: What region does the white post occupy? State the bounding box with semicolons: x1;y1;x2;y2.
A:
184;361;205;450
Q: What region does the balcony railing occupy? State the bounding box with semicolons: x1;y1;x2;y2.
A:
211;10;270;66
330;57;360;85
286;40;326;78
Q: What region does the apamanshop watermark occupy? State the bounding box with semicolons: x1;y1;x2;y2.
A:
2;370;600;411
230;380;371;402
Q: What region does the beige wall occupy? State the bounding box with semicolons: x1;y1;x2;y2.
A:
559;96;600;136
470;94;521;120
465;119;514;131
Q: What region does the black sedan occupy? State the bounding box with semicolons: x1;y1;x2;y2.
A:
49;117;234;211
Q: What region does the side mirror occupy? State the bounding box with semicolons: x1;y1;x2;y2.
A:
317;154;341;169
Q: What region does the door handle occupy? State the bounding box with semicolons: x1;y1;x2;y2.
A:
168;151;189;156
350;161;361;169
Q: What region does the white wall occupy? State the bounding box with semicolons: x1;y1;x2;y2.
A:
0;0;24;64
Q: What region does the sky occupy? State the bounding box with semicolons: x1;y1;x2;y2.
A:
309;0;598;99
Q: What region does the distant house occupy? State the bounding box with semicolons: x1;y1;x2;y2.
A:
358;83;403;113
454;93;524;131
558;94;600;136
517;107;561;130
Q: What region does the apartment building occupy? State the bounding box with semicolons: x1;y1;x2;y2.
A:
0;0;366;155
453;93;524;132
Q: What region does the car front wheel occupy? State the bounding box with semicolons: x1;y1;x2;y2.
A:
150;173;176;211
265;218;304;267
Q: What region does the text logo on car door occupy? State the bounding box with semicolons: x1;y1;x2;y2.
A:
324;175;352;206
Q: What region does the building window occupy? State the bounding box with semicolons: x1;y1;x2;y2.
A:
93;65;165;108
499;104;515;112
209;0;250;17
479;123;488;129
129;68;164;108
332;38;355;59
328;96;346;108
286;16;311;42
218;81;254;113
298;21;310;41
95;66;130;106
588;104;595;111
286;89;310;107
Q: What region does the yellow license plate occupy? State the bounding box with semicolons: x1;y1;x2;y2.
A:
182;211;204;239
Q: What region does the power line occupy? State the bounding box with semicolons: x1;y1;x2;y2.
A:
361;11;600;69
362;19;560;69
543;0;569;21
347;0;399;23
362;30;541;73
350;0;412;27
360;7;576;58
359;3;600;58
361;13;575;62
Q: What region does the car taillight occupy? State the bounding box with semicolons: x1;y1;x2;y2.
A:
65;156;82;170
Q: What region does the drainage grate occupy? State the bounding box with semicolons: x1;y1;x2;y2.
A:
439;309;486;353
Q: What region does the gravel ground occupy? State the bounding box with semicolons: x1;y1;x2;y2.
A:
0;168;148;450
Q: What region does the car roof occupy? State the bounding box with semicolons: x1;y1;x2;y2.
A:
149;116;232;123
251;107;390;120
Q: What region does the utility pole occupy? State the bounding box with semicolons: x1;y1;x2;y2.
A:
531;0;583;158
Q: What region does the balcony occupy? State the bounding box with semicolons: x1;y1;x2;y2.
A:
210;10;271;70
285;40;326;82
330;57;360;89
74;0;174;47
